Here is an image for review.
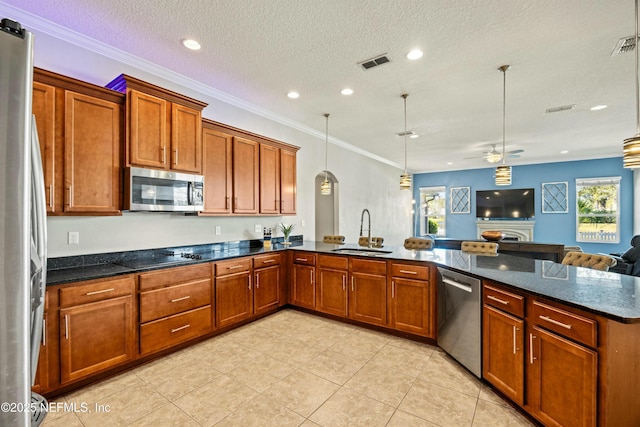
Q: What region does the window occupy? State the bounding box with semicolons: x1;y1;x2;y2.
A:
418;186;446;236
576;177;620;243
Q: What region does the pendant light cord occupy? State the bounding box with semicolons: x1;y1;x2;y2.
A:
499;65;509;165
402;93;408;173
324;113;329;180
635;0;640;136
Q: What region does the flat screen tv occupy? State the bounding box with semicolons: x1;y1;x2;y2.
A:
476;188;535;219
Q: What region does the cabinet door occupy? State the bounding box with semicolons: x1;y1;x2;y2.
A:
527;325;597;427
317;268;348;317
349;272;387;326
254;266;280;315
259;144;280;214
59;296;134;384
202;128;233;214
171;103;202;173
216;272;252;328
291;265;315;309
232;137;259;214
31;312;49;394
482;305;524;405
32;82;57;213
280;149;296;214
129;89;168;168
64;91;121;213
391;277;432;337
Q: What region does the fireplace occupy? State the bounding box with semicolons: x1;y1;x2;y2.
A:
476;220;535;242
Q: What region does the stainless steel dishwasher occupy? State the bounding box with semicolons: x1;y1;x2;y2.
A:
437;267;482;377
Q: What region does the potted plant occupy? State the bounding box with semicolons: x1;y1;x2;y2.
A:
279;223;295;245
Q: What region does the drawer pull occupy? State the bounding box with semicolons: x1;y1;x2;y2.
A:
539;315;572;330
86;287;115;296
296;258;308;262
170;296;191;303
228;265;244;270
263;259;275;264
399;269;418;275
487;295;509;305
171;324;191;333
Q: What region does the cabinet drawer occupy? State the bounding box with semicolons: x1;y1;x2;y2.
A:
216;258;252;276
318;254;348;270
391;263;429;280
139;263;211;291
139;305;212;355
350;258;386;275
483;284;525;318
292;252;316;266
140;278;212;323
253;253;281;269
532;301;597;348
59;275;134;307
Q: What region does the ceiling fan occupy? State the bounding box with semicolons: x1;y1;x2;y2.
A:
465;144;524;163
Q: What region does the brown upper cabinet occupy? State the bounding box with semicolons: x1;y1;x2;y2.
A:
33;68;124;215
201;119;299;216
106;74;207;174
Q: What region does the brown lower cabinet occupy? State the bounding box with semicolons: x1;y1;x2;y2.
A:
389;262;435;337
349;258;387;326
253;253;282;315
58;276;135;384
291;252;317;309
316;255;349;317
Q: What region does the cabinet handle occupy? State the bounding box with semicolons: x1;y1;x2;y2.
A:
228;265;244;270
248;276;252;290
171;324;190;333
64;314;69;340
86;287;115;296
173;149;178;166
529;333;537;364
296;258;308;262
310;269;314;284
66;185;72;206
392;280;395;298
234;197;238;210
42;318;46;346
263;259;275;264
399;269;417;275
487;295;509;305
161;146;166;165
170;295;191;303
351;276;355;292
48;184;53;209
275;199;278;210
281;200;284;211
225;196;230;210
513;326;519;354
342;275;346;291
539;315;572;330
256;274;260;289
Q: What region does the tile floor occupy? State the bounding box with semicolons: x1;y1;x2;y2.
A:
42;309;534;426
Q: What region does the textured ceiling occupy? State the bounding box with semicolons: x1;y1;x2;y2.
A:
2;0;637;173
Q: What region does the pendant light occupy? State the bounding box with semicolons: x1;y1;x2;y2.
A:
400;93;412;190
624;0;640;168
495;65;512;186
320;113;332;195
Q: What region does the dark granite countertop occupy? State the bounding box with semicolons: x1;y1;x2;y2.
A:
47;238;640;323
291;242;640;323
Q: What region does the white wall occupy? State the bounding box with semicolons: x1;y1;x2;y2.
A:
29;29;412;257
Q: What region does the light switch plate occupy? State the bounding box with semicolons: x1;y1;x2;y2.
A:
68;231;79;245
254;224;262;233
215;226;221;235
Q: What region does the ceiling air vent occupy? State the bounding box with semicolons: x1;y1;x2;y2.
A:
395;130;415;137
358;54;390;70
545;104;576;114
611;35;638;56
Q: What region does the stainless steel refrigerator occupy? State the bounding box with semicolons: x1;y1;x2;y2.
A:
0;18;48;426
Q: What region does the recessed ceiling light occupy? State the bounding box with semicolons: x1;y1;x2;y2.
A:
182;39;201;50
407;49;423;60
561;150;569;154
341;88;353;96
287;91;300;99
590;105;608;111
409;134;419;139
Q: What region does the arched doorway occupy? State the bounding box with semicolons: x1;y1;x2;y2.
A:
315;171;339;241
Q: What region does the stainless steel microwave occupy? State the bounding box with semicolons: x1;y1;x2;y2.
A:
124;167;204;212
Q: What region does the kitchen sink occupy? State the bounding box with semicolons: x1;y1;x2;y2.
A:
331;248;392;256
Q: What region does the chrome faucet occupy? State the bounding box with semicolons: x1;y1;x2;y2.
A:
360;208;372;248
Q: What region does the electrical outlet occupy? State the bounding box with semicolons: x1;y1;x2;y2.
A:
215;226;221;235
301;220;305;227
254;224;262;233
68;231;79;245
